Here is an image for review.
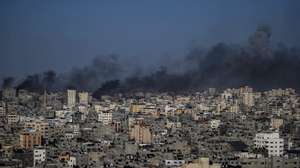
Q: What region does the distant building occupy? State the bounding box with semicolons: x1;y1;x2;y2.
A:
98;111;112;125
67;89;76;108
240;86;253;94
33;148;46;167
2;88;16;100
182;157;221;168
78;92;89;105
7;114;19;124
254;132;284;157
0;103;6;116
210;119;221;129
164;160;185;167
242;92;254;107
24;119;49;137
237;156;300;168
270;118;283;130
0;103;7;127
130;103;144;113
130;124;152;144
68;156;77;167
20;130;42;150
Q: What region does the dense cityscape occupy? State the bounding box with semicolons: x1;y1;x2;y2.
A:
1;86;300;167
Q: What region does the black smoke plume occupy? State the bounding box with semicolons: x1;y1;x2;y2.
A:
16;70;59;92
2;77;15;89
10;25;300;96
17;74;43;92
93;25;300;96
42;70;57;91
92;80;121;99
67;54;123;91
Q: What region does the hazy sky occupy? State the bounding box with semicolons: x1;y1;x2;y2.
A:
0;0;299;79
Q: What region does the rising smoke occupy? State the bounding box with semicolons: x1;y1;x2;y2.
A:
1;77;15;89
94;25;300;97
3;25;300;97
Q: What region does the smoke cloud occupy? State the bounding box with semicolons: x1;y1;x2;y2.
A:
92;25;300;95
2;77;15;89
9;25;300;96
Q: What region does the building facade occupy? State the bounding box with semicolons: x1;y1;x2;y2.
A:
20;130;42;150
254;132;284;157
67;89;77;108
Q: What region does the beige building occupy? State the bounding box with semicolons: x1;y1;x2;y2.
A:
7;114;20;124
130;103;145;113
24;120;49;137
242;92;254;107
130;124;152;144
78;92;89;105
229;103;239;113
270;118;283;130
128;117;144;131
182;158;221;168
20;130;42;149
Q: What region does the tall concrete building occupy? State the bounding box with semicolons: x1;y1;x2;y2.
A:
242;92;254;107
78;92;89;105
67;89;77;108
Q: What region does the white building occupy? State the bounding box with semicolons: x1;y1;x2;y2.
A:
98;111;112;125
254;132;284;157
67;89;76;108
67;156;76;167
210;119;221;129
34;148;46;167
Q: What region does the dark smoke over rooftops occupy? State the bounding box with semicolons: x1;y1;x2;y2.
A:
2;77;15;89
66;54;123;91
93;26;300;96
3;26;300;95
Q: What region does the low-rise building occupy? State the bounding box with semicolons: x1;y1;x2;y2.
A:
254;132;284;157
33;148;46;167
98;111;112;125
